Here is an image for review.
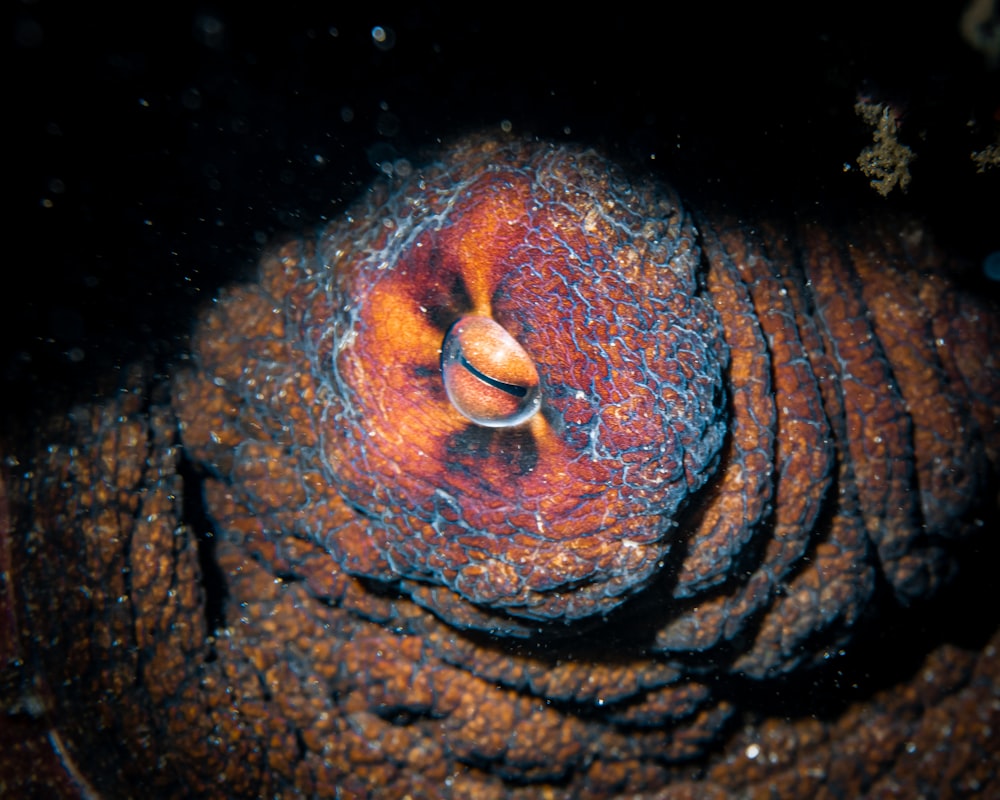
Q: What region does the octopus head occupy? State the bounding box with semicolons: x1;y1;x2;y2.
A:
315;139;728;623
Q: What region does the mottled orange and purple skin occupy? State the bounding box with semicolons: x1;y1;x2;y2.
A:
3;134;998;798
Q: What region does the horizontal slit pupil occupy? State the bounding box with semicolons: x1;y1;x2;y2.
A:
460;353;528;397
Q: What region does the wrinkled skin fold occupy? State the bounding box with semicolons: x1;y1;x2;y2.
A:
3;134;998;798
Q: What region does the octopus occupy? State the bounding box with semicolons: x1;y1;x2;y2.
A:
2;133;998;798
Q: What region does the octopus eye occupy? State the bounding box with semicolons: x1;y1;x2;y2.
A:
441;315;542;428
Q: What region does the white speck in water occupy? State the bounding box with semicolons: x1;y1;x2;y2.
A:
371;25;396;51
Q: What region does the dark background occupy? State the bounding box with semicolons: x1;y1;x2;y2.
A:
7;2;1000;418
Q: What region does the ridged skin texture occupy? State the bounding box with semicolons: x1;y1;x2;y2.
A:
3;134;998;798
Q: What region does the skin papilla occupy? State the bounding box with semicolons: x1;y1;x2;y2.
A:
2;134;998;798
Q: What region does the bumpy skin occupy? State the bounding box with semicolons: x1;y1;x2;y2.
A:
2;135;998;798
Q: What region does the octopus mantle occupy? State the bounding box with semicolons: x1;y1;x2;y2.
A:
2;134;998;798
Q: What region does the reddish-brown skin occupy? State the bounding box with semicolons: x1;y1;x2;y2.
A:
2;134;998;798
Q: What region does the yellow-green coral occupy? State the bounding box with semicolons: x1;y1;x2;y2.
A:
855;100;915;196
